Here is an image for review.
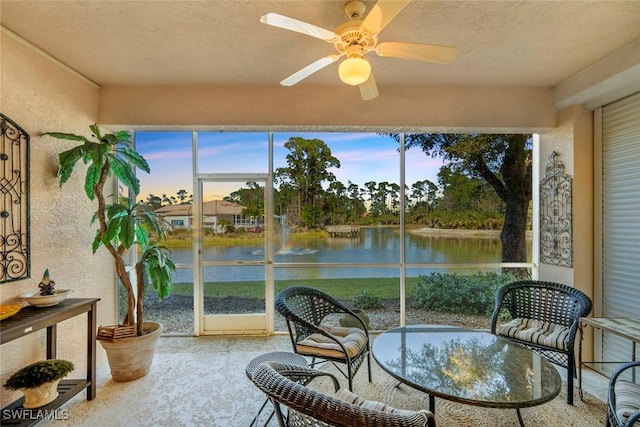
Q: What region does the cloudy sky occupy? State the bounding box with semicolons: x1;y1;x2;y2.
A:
135;131;445;201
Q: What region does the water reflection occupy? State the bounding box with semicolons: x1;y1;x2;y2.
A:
390;335;513;400
170;227;525;282
406;235;502;263
251;248;318;256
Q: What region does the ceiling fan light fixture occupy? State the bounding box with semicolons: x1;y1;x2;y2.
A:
260;0;458;100
338;57;371;86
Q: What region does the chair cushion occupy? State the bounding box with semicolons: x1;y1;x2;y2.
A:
335;389;431;421
296;326;367;359
496;318;570;351
614;379;640;424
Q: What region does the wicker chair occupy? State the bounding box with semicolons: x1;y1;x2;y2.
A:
490;280;593;405
275;286;371;391
250;361;436;427
607;361;640;427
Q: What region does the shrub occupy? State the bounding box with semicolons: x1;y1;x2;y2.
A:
352;291;381;310
4;360;74;390
411;272;518;316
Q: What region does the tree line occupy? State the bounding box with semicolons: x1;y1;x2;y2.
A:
143;189;192;209
141;134;532;264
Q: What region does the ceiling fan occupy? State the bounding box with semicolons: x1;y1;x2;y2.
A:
260;0;458;101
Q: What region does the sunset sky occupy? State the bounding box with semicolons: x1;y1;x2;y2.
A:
135;131;445;201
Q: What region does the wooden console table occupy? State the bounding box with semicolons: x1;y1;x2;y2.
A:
578;317;640;399
0;298;100;426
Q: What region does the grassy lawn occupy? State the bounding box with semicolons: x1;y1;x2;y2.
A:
170;277;423;300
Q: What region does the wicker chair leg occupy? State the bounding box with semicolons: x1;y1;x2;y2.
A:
367;352;372;382
270;397;287;427
567;356;574;405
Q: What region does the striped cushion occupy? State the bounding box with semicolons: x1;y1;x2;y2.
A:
296;326;367;359
335;389;429;419
614;380;640;424
496;318;570;350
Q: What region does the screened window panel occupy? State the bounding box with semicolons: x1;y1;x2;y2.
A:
601;91;640;365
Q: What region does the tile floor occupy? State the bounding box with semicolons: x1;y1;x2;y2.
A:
44;333;609;427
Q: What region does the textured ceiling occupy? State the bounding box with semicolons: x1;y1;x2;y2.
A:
1;0;640;89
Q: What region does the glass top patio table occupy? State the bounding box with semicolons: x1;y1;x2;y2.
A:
372;325;562;425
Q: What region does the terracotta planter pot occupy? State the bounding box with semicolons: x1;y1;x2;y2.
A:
99;322;163;382
20;379;61;408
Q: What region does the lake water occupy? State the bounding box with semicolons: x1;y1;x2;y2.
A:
169;227;528;283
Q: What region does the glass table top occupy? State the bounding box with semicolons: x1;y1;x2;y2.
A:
372;325;562;409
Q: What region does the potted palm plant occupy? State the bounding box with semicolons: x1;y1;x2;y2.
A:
44;124;176;382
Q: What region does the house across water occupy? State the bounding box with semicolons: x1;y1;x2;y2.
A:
155;200;262;233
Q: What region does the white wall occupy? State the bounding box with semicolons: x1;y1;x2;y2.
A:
0;32;115;406
99;85;556;132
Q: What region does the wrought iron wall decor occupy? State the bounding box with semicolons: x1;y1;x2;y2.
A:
540;151;572;267
1;114;30;283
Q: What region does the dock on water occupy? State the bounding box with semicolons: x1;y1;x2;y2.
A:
326;225;360;238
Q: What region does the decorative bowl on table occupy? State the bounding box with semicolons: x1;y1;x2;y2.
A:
24;290;73;307
0;304;22;320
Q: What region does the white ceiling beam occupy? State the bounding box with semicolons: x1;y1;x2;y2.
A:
553;38;640;110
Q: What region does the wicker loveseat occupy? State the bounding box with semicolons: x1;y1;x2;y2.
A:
490;280;593;405
250;361;436;427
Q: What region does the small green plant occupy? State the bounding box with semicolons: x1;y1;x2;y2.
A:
3;360;74;390
412;272;518;316
352;290;380;310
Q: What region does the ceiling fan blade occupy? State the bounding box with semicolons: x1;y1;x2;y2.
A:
361;0;411;35
260;13;338;41
376;42;459;64
359;72;379;101
280;55;340;86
